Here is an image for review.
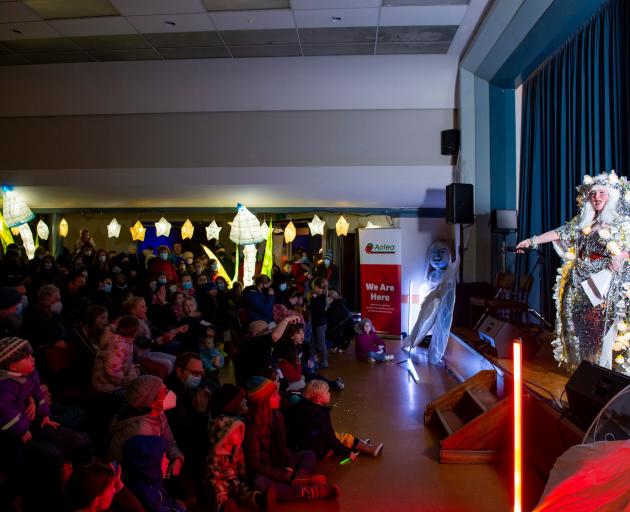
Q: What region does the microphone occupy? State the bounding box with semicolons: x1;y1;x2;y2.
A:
506;246;536;253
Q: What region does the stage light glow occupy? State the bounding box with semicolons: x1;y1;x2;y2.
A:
406;358;420;383
513;340;522;512
407;280;414;335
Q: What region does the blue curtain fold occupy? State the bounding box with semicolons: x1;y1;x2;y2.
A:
518;0;630;322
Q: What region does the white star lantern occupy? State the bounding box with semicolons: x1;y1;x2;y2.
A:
107;218;121;238
2;185;35;228
130;220;146;241
36;219;49;240
308;214;326;236
205;220;222;241
336;215;350;237
155;217;172;237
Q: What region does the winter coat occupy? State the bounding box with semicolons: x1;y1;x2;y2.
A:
290;399;352;460
354;324;386;360
309;294;328;328
122;435;185;512
242;287;274;323
108;409;184;464
244;410;294;483
148;259;179;284
326;298;355;344
0;369;49;438
92;331;139;393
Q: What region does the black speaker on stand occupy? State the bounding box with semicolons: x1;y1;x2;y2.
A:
446;183;474;282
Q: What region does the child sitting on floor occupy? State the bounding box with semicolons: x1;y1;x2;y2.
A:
291;379;383;460
206;415;276;511
354;319;394;362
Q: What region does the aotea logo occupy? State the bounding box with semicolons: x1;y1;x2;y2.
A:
365;242;395;254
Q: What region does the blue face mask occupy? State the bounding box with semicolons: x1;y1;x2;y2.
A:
102;284;112;294
182;282;193;290
158;277;167;285
185;375;202;389
279;283;287;292
217;282;226;291
159;253;168;261
14;303;23;316
210;264;217;271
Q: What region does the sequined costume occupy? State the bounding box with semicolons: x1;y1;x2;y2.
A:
551;171;630;375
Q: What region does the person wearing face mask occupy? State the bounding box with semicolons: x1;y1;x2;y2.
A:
90;276;119;317
179;274;196;298
62;271;92;328
243;275;275;324
164;353;211;487
93;249;110;274
148;245;179;284
78;245;96;273
108;376;184;478
314;251;340;292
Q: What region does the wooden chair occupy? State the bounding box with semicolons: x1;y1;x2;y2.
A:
470;272;515;329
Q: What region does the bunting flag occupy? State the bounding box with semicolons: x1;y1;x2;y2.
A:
261;219;274;277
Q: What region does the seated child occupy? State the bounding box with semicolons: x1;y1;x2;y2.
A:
199;324;225;383
92;316;140;396
291;380;383;460
65;462;125;512
206;415;276;511
354;319;394;362
122;435;186;512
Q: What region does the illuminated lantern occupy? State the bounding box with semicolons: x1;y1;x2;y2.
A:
365;221;380;229
308;214;325;236
205;220;221;241
336;215;349;236
2;185;34;228
37;219;49;240
260;221;269;241
155;217;172;237
59;218;69;238
284;221;296;243
10;227;20;236
261;220;274;277
18;224;36;260
181;219;194;239
200;245;232;287
130;220;146;241
229;204;265;286
107;218;121;238
0;213;14;248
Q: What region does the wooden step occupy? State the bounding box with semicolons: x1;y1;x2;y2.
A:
436;407;465;436
465;387;500;413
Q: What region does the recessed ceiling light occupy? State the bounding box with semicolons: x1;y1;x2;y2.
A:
330;16;343;23
164;20;177;27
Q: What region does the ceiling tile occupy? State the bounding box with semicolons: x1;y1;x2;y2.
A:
220;28;297;45
145;30;222;48
379;5;467;26
383;0;468;5
159;45;230;59
376;41;450;53
229;43;300;57
90;48;162;61
209;9;294;31
0;2;41;23
49;16;135;36
0;21;61;40
302;42;373;56
298;26;376;44
127;13;215;34
292;0;379;8
25;0;119;20
0;52;29;64
27;51;94;63
72;33;150;50
203;0;289;11
110;0;206;16
377;25;457;42
294;8;379;28
4;36;79;52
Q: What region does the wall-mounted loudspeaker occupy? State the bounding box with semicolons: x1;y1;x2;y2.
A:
441;129;460;156
446;183;474;225
491;209;518;233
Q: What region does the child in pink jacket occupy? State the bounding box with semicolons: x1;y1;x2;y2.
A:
354;319;394;362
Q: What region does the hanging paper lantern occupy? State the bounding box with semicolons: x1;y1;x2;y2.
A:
260;221;269;241
181;219;194;240
0;212;14;249
242;244;257;288
284;221;296;243
107;218;121;238
229;204;265;246
1;185;35;228
200;245;233;288
37;219;49;240
155;217;172;237
206;220;222;241
10;227;20;236
18;224;35;260
130;220;146;241
365;221;380;229
308;214;326;236
59;218;69;238
261;220;274;277
336;215;349;236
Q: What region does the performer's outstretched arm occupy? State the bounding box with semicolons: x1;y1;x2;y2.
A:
515;230;559;251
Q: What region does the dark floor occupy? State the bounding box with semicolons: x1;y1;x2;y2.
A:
224;342;511;512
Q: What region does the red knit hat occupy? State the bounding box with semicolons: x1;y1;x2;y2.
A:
246;376;277;403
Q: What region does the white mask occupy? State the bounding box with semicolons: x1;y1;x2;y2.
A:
50;301;63;314
162;390;177;410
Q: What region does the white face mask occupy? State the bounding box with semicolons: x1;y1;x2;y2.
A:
98;255;107;263
162;390;177;410
50;301;63;314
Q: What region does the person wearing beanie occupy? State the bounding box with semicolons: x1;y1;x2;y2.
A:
210;384;248;418
244;376;340;503
108;376;185;476
206;415;276;511
0;286;24;337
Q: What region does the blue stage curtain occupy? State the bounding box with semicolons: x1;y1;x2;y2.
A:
518;0;630;322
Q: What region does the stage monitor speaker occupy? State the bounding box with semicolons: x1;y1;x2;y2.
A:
446;183;474;225
491;209;518;233
565;361;630;429
477;315;539;359
441;129;460;156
